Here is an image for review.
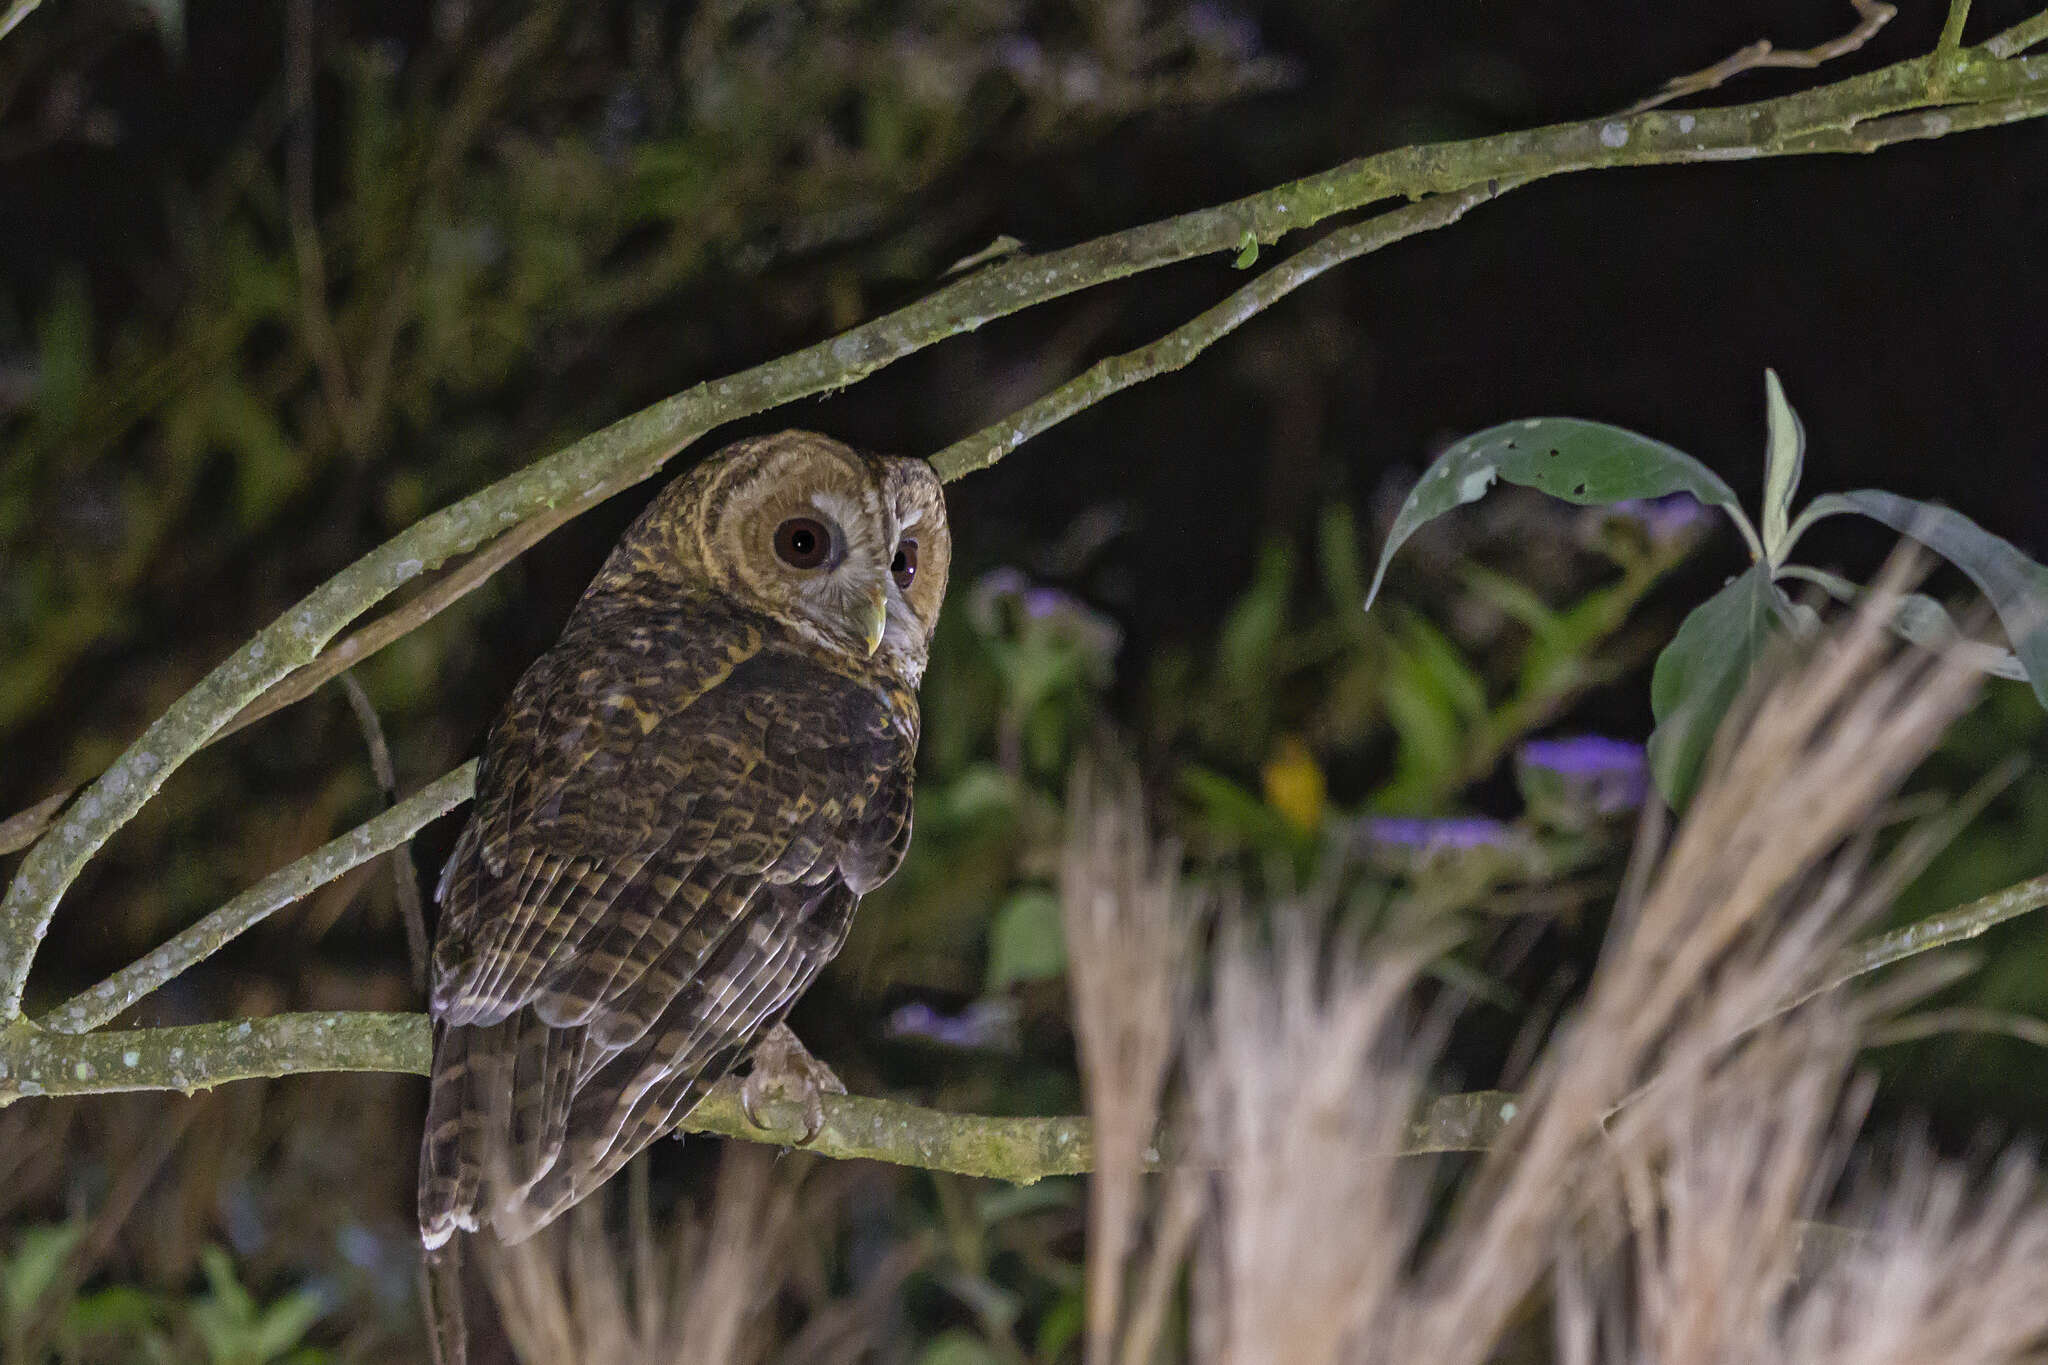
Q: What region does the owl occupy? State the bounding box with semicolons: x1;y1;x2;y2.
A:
418;431;950;1247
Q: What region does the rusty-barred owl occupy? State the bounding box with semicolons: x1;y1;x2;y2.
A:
419;431;950;1247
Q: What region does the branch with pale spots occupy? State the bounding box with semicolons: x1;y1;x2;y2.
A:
0;1008;1518;1180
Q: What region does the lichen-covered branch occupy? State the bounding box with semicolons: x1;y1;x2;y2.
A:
0;1008;1518;1179
1824;872;2048;992
36;763;477;1036
0;1012;429;1104
932;178;1520;481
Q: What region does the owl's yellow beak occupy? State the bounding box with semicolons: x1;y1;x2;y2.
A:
859;586;888;657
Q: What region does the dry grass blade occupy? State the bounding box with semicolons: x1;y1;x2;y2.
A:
1062;755;1191;1364
480;1146;808;1365
1397;562;1987;1365
1189;907;1438;1365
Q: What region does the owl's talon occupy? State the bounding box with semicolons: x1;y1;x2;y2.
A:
742;1023;845;1143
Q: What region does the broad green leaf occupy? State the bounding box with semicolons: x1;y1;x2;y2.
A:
1367;418;1752;609
986;889;1066;989
1646;565;1785;807
1802;490;2048;707
1760;369;1805;563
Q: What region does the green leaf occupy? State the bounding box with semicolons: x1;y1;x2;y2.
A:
1178;765;1311;854
207;383;304;529
1233;229;1259;269
920;1328;1006;1365
63;1284;165;1338
249;1290;324;1360
1218;543;1292;692
1316;503;1367;618
198;1247;255;1325
1646;565;1786;807
1035;1290;1086;1363
1367;418;1754;609
3;1222;83;1321
1759;369;1806;563
1780;567;2026;681
1798;490;2048;708
986;889;1066;989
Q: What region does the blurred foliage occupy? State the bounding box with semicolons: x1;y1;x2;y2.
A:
0;0;1291;983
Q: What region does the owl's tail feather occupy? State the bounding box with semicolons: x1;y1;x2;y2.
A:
420;1011;592;1249
419;1020;489;1250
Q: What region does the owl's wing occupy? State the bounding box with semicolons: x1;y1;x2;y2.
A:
420;603;916;1246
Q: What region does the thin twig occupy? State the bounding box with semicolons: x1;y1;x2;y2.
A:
0;0;42;43
285;0;355;433
0;504;568;860
1867;1006;2048;1049
1930;0;1977;99
35;762;474;1035
340;673;430;992
1988;11;2048;57
933;179;1518;481
1622;0;1897;115
1819;871;2048;994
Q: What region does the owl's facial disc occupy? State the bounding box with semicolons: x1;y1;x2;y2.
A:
657;432;943;676
742;482;896;660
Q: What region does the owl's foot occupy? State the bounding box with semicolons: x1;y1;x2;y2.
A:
741;1023;846;1143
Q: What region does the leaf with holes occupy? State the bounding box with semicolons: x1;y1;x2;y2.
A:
1366;418;1752;609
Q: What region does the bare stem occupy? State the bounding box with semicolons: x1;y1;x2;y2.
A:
933;180;1517;481
0;1006;1515;1179
35;763;475;1035
339;674;431;993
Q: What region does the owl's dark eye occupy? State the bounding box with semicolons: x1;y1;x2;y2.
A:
774;517;832;569
891;539;918;590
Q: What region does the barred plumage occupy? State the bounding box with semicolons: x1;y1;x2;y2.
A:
419;432;949;1247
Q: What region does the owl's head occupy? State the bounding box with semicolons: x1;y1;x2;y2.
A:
608;431;951;683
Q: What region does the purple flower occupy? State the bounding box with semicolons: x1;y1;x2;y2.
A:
1358;816;1516;851
1517;735;1649;814
885;999;1020;1051
968;567;1123;669
1606;493;1713;546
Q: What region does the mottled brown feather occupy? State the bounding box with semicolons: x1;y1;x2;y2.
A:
419;432;946;1249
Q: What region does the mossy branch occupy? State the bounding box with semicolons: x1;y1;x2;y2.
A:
0;1005;1517;1180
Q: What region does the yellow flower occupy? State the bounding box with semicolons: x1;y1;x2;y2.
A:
1262;735;1327;833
